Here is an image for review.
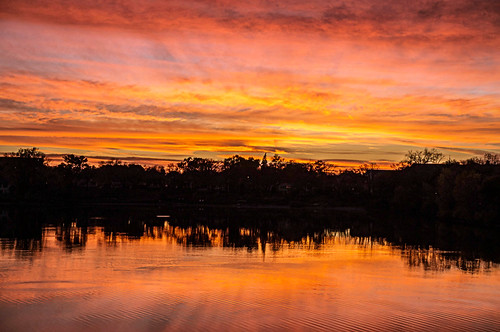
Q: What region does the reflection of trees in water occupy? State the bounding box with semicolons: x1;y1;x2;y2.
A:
55;224;88;251
0;238;43;260
402;248;494;273
0;209;43;260
158;224;261;250
0;207;498;273
156;224;358;251
152;225;384;256
1;221;496;273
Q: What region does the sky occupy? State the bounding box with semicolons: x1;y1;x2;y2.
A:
0;0;499;167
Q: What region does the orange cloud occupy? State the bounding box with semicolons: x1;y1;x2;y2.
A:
0;1;498;165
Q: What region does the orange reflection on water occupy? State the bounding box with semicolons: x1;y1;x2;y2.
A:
0;225;499;331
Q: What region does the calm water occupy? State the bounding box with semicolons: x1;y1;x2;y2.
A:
0;210;499;331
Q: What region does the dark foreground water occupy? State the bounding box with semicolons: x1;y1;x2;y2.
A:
0;207;499;331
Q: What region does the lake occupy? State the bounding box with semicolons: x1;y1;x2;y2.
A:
0;207;499;331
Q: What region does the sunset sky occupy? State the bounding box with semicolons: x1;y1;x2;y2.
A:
0;0;499;166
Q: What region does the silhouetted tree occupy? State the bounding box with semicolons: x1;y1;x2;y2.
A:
394;148;444;169
484;153;500;165
404;148;444;165
269;154;286;169
178;157;216;173
222;155;260;172
62;154;88;173
261;153;268;168
5;147;46;165
462;153;500;166
309;160;329;174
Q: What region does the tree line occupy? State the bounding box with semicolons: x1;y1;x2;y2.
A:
1;147;499;227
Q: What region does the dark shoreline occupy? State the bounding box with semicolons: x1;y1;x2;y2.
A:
1;153;499;232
